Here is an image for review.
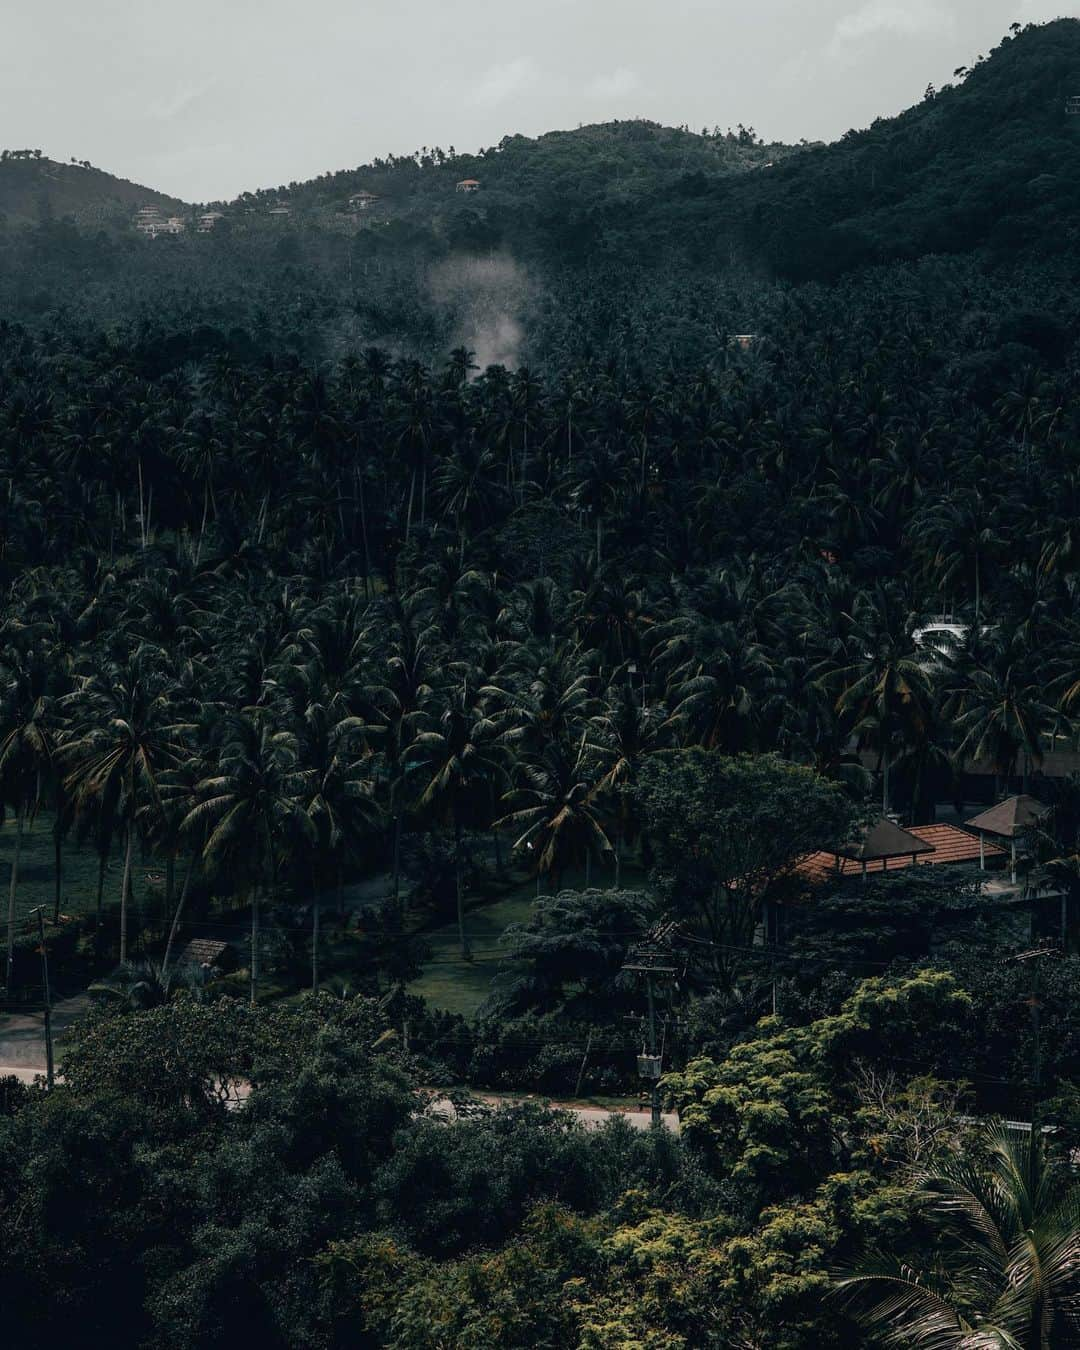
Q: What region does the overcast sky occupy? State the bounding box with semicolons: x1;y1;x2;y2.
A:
2;0;1077;201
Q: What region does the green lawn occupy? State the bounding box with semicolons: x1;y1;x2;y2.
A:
406;881;536;1017
0;813;136;930
407;860;651;1018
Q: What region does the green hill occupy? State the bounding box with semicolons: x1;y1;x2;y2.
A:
721;16;1080;278
0;151;185;230
212;17;1080;279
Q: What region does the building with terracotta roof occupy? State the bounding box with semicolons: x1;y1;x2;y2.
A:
456;178;480;192
798;820;1005;884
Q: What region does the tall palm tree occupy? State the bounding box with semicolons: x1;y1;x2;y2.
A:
293;698;381;985
500;734;611;895
62;648;181;964
0;642;61;987
831;586;934;814
837;1121;1080;1348
590;673;666;886
948;649;1056;796
413;683;506;957
183;714;311;1005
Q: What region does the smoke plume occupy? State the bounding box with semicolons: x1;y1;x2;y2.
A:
428;254;532;372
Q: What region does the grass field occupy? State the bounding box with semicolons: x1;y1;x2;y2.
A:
407;860;651;1018
0;812;136;930
406;882;536;1017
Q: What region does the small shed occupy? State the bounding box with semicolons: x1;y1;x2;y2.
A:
178;938;235;972
966;795;1048;882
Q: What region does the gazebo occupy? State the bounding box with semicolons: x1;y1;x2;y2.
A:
965;795;1047;883
835;816;936;880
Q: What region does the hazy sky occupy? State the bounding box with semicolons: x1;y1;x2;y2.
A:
3;0;1077;201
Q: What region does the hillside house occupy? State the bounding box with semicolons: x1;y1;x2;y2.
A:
1067;95;1080;114
267;203;292;217
197;211;224;233
348;190;379;210
456;178;480;193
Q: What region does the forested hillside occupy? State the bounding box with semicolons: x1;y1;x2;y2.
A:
0;150;185;229
2;16;1080;1350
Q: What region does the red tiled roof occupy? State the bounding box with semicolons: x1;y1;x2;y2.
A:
797;823;1005;884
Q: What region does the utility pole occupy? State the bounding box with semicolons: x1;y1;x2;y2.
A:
31;908;54;1088
1011;946;1057;1133
623;932;679;1128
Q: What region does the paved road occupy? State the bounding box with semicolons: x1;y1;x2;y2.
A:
0;992;89;1070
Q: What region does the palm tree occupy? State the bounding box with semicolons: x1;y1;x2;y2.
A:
500;735;612;895
413;683;506;957
0;643;60;988
364;616;436;911
183;714;311;1005
63;648;181;964
591;673;666;886
836;1121;1080;1348
293;699;381;986
948;648;1056;796
831;586;935;815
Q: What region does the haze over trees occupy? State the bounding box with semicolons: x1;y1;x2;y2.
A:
0;17;1079;1350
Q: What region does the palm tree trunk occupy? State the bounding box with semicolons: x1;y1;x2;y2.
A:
585;848;592;887
119;818;134;964
52;817;63;925
95;846;106;930
356;466;372;602
391;805;404;917
312;866;321;990
164;853;175;933
614;829;622;888
250;884;260;1006
492;824;504;874
882;751;890;816
162;853;195;977
336;859;345;918
405;469;416;543
455;812;470;960
5;803;25;990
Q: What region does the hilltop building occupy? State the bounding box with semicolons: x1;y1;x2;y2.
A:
133;206;185;238
348;190;379;211
456;178;480;193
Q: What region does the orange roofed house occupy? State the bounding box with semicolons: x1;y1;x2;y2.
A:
456;178;480;193
797;815;1005;884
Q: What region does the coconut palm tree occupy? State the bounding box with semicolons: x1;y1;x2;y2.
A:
500;734;612;895
413;682;507;957
836;1121;1080;1348
292;698;381;985
0;641;62;988
183;713;311;1004
831;585;935;814
62;647;182;964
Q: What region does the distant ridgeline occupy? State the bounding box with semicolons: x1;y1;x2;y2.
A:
0;18;1079;362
